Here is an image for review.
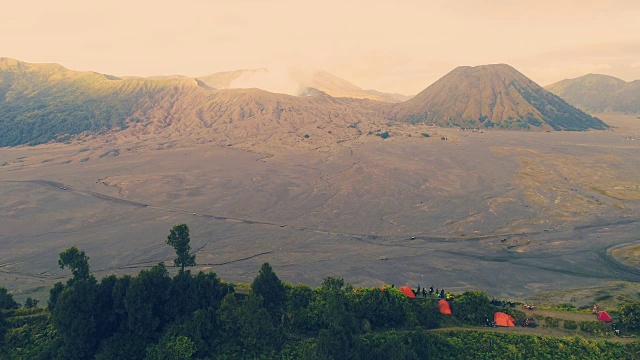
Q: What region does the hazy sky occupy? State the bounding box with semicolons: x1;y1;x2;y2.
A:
2;0;639;94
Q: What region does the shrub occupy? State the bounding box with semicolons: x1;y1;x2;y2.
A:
408;298;442;329
619;302;640;331
350;288;410;330
557;303;576;311
421;133;430;137
579;320;612;336
564;320;578;330
376;131;390;139
452;291;493;325
544;316;559;328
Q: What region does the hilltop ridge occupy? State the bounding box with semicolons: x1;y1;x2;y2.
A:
0;59;610;148
546;74;640;115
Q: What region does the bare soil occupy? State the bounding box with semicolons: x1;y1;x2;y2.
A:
1;115;639;303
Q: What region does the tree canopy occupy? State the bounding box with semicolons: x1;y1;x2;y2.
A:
166;224;196;272
251;262;286;323
58;246;92;281
0;287;19;310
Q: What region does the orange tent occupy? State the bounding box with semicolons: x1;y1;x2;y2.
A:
494;312;515;327
438;299;452;315
398;286;416;298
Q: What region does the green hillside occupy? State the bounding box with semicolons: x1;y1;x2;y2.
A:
0;58;200;146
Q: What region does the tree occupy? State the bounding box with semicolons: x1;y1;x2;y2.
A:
48;282;65;311
0;287;19;310
0;308;6;346
145;336;196;360
166;224;196;272
218;293;282;357
351;288;410;329
313;278;361;359
619;302;640;331
452;290;494;325
52;278;99;359
251;262;286;323
24;297;39;309
124;263;172;343
58;246;92;281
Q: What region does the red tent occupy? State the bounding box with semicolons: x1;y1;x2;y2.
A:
597;311;612;322
494;312;516;327
438;299;452;315
398;286;416;298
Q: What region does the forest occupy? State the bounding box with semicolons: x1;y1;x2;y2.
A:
2;224;640;359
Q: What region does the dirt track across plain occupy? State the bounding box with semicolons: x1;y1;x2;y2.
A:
1;117;639;302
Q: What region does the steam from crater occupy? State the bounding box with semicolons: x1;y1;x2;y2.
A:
228;65;315;96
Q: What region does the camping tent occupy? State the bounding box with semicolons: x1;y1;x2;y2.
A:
597;311;612;322
398;286;416;298
438;299;452;315
494;312;516;327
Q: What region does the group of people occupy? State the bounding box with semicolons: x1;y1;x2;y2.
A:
413;284;447;299
389;284;449;298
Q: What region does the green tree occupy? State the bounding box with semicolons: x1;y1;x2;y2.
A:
321;277;345;292
166;224;196;272
619;302;640;331
452;290;494;325
218;293;282;357
283;284;313;331
24;297;39;309
58;246;92;281
251;262;286;323
315;283;361;359
0;287;19;310
351;288;410;330
48;282;64;310
408;298;442;329
145;335;196;360
124;263;172;343
52;278;99;359
0;309;5;349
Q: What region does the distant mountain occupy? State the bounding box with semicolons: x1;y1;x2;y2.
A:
300;70;400;102
0;58;382;147
196;69;268;89
0;57;207;146
0;59;612;147
388;64;609;131
364;89;413;103
545;74;640;115
197;68;403;102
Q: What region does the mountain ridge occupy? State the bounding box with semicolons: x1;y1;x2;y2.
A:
0;58;610;148
545;74;640;115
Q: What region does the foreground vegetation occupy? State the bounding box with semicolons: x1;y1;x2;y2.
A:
2;224;640;359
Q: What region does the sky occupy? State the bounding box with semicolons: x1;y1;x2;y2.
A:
2;0;639;94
